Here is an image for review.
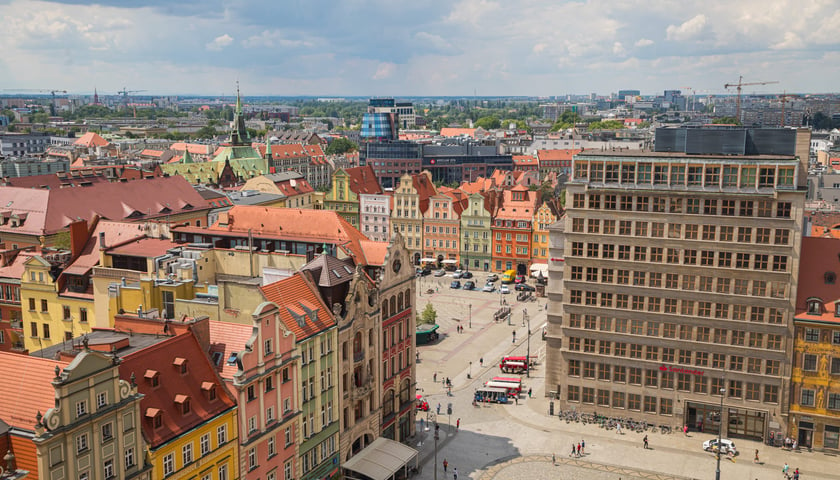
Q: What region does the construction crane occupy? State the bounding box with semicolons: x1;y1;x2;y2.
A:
777;91;800;127
117;87;147;109
724;76;779;121
1;88;67;115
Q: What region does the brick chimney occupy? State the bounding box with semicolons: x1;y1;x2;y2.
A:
69;219;88;258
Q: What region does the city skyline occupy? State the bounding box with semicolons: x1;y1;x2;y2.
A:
2;0;839;96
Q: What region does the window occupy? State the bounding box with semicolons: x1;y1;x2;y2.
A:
163;453;175;476
805;328;820;342
200;433;210;456
248;447;257;471
217;425;228;445
76;400;88;417
183;443;193;466
801;389;815;407
777;202;792;218
41;299;48;312
97;391;108;409
102;422;113;440
104;459;115;479
268;436;276;457
76;433;88;453
219;465;229;480
803;354;818;371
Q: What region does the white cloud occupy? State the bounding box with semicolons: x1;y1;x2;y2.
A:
532;43;547;54
242;30;313;49
414;32;452;51
206;33;233;51
771;31;804;50
634;38;654;47
666;14;707;41
372;62;396;80
612;42;626;56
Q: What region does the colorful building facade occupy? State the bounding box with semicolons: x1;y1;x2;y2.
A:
460;192;495;272
491;185;539;274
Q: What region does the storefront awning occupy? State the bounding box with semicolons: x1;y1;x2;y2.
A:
441;259;457;264
420;258;437;263
529;263;548;276
342;437;418;480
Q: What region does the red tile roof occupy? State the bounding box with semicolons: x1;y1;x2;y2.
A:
410;172;437;214
73;132;109;148
495;187;538;221
795;298;840;325
1;171;111;189
440;128;476;138
359;240;388;266
795;237;840;313
536;149;582;161
255;143;310;158
186;205;370;262
207;321;254;380
62;220;146;277
344;165;383;195
260;272;336;342
170;143;213;155
105;236;177;258
119;331;236;448
0;352;68;430
0;176;209;236
512;155;538;165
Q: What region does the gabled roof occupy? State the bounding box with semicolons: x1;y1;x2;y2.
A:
260;272;336;342
119;331;236;448
0;176;209;236
536;148;582;162
61;220;145;277
207;321;254;380
410;172;437;213
0;352;68;430
299;254;355;287
170;143;213;155
255;143;311;159
1;171;111;189
73;132;109;148
344;165;383;195
495;187;538;221
0;250;40;281
358;240;389;267
440;128;476;138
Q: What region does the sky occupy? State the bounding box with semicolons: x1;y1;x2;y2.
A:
2;0;839;97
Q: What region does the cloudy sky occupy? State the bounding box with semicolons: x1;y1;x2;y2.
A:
2;0;838;97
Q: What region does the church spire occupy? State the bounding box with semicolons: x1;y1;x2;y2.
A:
229;81;249;146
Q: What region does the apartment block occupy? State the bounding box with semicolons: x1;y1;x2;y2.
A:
546;127;808;444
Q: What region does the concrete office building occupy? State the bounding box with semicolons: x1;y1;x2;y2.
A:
545;127;810;443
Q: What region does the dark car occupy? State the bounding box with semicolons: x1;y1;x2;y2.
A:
463;281;476;290
515;283;535;292
450;280;461;289
461;271;473;279
416;268;431;277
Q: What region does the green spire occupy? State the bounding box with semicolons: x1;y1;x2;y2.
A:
229;81;249;146
265;134;272;162
181;148;193;164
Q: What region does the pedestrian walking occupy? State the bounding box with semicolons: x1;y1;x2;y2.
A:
514;396;518;405
528;388;532;398
552;453;556;465
576;443;581;457
783;462;789;478
479;357;483;366
443;459;448;473
754;449;759;464
643;435;649;449
684;424;689;436
456;418;460;430
453;467;458;480
581;439;585;455
437;403;441;414
512;331;516;343
793;468;799;480
433;372;437;382
616;423;622;435
570;444;576;457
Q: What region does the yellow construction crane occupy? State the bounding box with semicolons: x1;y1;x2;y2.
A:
724;76;779;121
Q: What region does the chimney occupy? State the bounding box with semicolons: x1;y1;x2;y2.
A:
69;220;88;258
99;231;106;249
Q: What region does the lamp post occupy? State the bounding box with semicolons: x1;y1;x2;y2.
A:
465;241;470;272
469;303;472;329
433;422;439;480
525;308;531;378
715;388;726;480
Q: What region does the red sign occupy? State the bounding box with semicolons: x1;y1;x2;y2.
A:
659;365;704;376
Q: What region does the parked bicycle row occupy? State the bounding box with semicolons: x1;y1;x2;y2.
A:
555;409;673;435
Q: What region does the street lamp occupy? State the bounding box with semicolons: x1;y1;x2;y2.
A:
715;387;726;480
433;422;440;480
469;303;472;329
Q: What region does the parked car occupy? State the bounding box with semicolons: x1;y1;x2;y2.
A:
703;438;738;455
514;275;527;284
434;270;446;277
515;283;535;292
450;280;461;289
461;271;473;279
500;285;511;294
416;268;431;277
452;270;463;279
463;281;476;290
486;273;499;282
482;283;496;293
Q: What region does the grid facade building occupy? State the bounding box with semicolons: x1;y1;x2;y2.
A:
545;146;806;443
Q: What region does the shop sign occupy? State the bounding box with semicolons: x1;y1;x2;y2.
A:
659;364;704;376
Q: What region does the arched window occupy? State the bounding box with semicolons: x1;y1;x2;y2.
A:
808;298;823;315
353;332;362;355
399;379;411;404
383;389;394;417
382;300;389;318
390;296;396;316
404;288;411;307
397;292;404;312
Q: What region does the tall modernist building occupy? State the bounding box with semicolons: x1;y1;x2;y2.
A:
546;127;809;444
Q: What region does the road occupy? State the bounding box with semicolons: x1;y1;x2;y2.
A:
412;271;835;480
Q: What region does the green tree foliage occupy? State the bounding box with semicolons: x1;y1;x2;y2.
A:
474;115;501;129
811;112;838;130
195;125;218;138
550;111;582;131
712;117;741;125
588;120;624;130
420;303;437;325
325;137;359;155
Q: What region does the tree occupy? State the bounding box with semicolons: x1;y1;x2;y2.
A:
420;303;437;325
474;115;501;130
195;125;218;138
325;137;358;155
712;116;741;125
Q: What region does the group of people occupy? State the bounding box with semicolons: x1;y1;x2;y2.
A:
455;325;465;333
442;459;458;479
782;463;800;480
568;440;586;457
783;437;799;450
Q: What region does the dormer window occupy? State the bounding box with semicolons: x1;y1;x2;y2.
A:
201;382;217;401
173;357;188;374
145;408;162;429
808;298;823;315
144;369;160;387
175;395;191;415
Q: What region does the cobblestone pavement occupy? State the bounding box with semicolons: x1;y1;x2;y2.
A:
412;274;836;480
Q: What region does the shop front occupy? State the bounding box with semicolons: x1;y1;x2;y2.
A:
686;401;722;435
726;407;766;442
685;402;768;442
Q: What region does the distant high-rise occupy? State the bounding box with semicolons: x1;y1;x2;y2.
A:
361;98;417;141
